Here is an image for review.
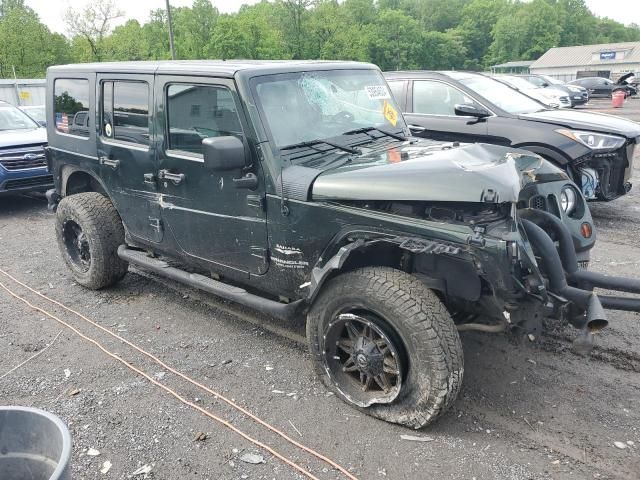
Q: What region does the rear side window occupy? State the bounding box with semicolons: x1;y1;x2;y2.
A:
54;78;90;137
166;84;242;156
102;81;150;145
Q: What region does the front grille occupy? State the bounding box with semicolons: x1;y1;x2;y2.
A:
3;175;53;190
530;195;546;210
0;144;47;170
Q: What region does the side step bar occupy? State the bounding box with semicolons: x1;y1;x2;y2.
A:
117;246;304;321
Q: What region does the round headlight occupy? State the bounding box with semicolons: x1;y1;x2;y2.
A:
560;187;577;214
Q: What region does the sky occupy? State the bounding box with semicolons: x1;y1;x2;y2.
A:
24;0;640;36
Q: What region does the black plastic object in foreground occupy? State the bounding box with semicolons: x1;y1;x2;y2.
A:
0;406;72;480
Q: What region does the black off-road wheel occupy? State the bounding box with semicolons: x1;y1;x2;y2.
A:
55;192;128;290
307;267;464;429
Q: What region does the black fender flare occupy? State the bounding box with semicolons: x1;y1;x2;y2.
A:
513;144;571;167
306;228;468;304
61;166;109;197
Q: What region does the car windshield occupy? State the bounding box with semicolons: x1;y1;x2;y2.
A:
458;75;546;114
253;69;406;149
499;76;538;90
21;106;46;123
540;75;564;85
0;104;39;130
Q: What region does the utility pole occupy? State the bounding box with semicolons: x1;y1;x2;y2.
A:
165;0;176;60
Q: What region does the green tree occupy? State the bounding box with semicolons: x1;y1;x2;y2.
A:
489;0;561;64
454;0;508;69
368;9;422;70
64;0;123;61
173;0;219;59
0;3;70;77
103;20;148;61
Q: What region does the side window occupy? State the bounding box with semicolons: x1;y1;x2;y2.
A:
166;84;242;156
102;81;150;145
54;78;90;137
387;81;406;107
412;80;472;116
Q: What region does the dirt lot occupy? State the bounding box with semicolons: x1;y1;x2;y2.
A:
1;98;639;480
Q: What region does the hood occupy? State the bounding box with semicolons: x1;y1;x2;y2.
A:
0;127;47;149
519;109;640;138
617;72;635;85
311;141;566;203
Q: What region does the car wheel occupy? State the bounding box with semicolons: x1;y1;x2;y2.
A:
55;192;128;289
307;267;464;429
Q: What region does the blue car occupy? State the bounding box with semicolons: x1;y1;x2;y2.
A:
0;100;51;195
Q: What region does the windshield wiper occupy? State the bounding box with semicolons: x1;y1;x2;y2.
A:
342;126;407;141
280;139;360;155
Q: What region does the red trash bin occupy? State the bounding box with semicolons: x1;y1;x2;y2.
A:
612;90;625;108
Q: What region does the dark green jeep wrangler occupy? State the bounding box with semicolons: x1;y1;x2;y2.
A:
45;61;640;428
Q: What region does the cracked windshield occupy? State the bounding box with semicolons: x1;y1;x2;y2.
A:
254;69;406;148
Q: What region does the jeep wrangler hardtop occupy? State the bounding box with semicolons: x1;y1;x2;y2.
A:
45;60;640;428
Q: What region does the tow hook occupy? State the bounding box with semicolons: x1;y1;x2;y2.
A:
45;189;60;212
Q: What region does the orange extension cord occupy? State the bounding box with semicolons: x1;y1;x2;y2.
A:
0;268;359;480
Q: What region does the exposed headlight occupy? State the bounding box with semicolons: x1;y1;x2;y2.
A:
556;129;626;151
560;186;577;214
567;86;582;92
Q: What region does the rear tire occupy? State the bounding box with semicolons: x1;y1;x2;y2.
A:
307;267;464;429
55;192;128;289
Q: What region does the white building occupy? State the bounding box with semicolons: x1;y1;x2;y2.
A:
530;41;640;82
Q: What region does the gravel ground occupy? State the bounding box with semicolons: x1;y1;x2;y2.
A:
1;98;639;480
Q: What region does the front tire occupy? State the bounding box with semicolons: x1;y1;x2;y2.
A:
307;267;464;429
55;192;128;289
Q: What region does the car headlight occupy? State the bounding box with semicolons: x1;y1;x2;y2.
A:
567;86;582;92
560;186;577;214
556;129;626;151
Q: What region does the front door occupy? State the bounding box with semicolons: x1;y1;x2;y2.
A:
155;76;268;275
97;74;162;244
404;79;489;144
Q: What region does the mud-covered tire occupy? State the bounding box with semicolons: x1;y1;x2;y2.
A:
55;192;128;289
307;267;463;429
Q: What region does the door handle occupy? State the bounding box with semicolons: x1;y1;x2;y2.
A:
158;169;185;185
99;157;120;169
408;124;426;133
233;172;258;190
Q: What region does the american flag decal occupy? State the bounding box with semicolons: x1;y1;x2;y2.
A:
56;112;69;133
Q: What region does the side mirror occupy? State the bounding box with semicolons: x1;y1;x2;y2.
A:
541;82;549;87
454;104;490;119
203;136;246;171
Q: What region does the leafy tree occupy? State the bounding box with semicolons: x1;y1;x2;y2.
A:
103;20;149;61
173;0;219;59
64;0;123;61
0;3;69;77
368;9;422;70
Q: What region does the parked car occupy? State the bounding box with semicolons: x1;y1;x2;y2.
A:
493;74;571;108
46;61;640;428
512;74;589;107
19;105;47;126
384;71;640;204
569;74;637;98
0;100;51;195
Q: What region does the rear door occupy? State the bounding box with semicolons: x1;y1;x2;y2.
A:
404;79;489;143
97;74;162;244
155;75;268;275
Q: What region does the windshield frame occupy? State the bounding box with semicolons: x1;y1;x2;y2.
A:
249;69;408;155
0;103;40;131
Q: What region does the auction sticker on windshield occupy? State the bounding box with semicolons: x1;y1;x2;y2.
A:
383;100;398;126
365;85;390;100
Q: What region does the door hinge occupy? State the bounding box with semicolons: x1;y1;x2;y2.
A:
247;194;265;211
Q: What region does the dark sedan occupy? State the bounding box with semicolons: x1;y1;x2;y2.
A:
569;75;636;98
384;70;640;202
